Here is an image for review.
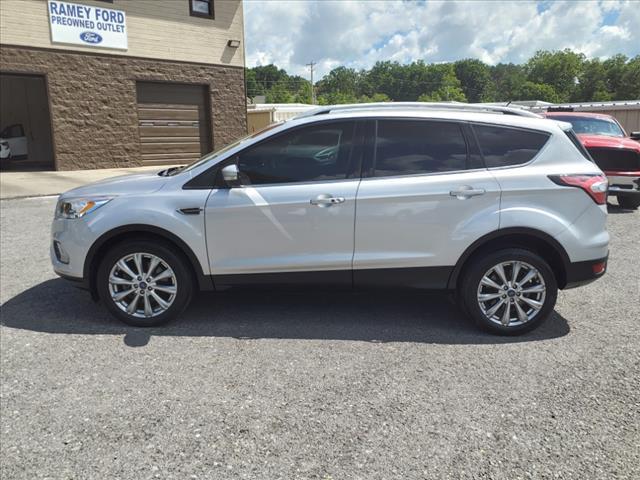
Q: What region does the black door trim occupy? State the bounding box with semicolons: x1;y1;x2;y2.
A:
211;266;453;291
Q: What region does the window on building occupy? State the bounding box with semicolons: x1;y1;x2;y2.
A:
474;124;550;168
236;122;355;185
190;0;214;19
374;120;469;177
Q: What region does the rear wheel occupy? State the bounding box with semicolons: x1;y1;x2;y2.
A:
617;195;640;210
460;248;558;335
97;240;193;327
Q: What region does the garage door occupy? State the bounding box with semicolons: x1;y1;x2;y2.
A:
136;82;212;166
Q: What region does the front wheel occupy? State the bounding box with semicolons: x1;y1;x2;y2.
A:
617;195;640;210
97;240;193;327
459;248;558;335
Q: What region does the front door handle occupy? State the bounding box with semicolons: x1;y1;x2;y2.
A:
310;194;345;207
450;186;486;199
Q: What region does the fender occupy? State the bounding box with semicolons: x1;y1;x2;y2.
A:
447;227;571;289
84;224;214;293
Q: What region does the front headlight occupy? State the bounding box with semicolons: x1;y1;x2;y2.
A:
55;197;113;219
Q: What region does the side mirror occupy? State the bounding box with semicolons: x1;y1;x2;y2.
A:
629;131;640;141
221;164;239;185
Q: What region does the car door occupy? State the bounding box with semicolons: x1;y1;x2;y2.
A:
204;120;362;287
353;119;501;289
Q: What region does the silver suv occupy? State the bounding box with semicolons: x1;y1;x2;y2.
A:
51;103;609;334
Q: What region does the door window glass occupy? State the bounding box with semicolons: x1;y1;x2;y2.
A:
474;124;550;168
374;120;468;177
237;121;355;185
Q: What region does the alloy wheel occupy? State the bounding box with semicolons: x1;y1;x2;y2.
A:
108;252;178;318
476;260;546;327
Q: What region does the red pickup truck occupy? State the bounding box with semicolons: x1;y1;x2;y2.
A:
544;111;640;210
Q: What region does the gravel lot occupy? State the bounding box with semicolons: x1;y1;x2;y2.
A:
1;196;638;480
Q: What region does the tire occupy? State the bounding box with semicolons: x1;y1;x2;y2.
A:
617;195;640;210
459;248;558;335
97;239;194;327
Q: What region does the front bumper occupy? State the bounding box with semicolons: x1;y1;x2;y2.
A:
564;255;608;289
50;216;97;285
605;172;640;196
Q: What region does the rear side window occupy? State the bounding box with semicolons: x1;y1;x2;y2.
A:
474;124;549;168
374;120;468;177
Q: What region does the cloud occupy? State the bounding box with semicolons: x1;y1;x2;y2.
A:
244;0;640;78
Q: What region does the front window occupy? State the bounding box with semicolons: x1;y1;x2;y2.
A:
558;116;625;138
236;121;355;185
176;123;283;176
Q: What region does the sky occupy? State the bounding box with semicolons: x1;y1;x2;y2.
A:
243;0;640;79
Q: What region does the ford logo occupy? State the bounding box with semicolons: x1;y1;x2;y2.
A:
80;32;102;44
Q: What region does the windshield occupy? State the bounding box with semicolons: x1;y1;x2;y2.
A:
557;116;625;138
168;122;285;176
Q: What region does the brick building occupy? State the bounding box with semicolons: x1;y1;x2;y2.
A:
0;0;246;170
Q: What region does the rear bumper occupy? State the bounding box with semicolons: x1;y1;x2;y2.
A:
605;172;640;196
564;255;608;289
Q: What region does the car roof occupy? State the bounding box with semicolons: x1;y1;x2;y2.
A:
544;111;615;120
287;108;565;135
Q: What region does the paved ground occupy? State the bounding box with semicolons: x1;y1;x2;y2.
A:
1;196;638;480
0;165;176;199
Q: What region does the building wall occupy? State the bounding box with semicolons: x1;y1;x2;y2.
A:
0;0;244;67
0;46;246;170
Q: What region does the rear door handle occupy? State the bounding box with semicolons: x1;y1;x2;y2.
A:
450;186;486;199
310;194;345;207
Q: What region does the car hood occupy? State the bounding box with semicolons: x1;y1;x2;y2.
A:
60;172;168;198
577;134;640;152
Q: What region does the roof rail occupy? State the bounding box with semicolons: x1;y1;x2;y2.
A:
294;102;542;119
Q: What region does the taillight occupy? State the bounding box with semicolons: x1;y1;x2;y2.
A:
548;174;608;205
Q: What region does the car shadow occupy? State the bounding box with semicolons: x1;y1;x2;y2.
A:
1;279;570;347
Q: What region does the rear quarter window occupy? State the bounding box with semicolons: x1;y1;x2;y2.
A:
473;124;550;168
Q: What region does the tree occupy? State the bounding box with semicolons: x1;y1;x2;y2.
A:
602;54;628;99
455;59;493;102
490;63;526;101
265;80;293;103
315;67;361;98
525;49;585;102
516;81;561;103
245;68;263;98
417;65;467;102
575;59;611;102
617;56;640;99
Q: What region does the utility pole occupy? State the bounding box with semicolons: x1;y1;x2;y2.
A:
306;61;316;104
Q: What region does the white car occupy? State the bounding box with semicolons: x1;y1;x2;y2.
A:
0;124;28;160
0;139;10;160
51;103;609;335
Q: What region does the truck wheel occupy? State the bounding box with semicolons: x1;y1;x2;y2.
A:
617;195;640;210
97;240;194;327
460;248;558;335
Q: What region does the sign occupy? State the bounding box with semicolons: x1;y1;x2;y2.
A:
48;0;127;50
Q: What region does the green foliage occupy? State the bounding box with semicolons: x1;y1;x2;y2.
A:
525;49;585;101
516;81;561;103
455;59;493;102
247;50;640;105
